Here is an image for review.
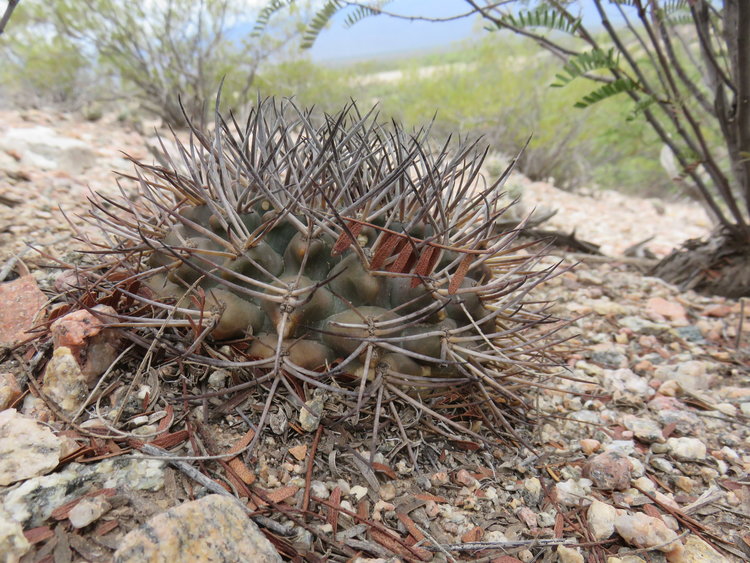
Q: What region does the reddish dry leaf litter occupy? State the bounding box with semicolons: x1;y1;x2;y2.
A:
0;108;748;562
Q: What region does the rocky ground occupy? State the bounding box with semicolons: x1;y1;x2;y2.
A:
0;108;748;563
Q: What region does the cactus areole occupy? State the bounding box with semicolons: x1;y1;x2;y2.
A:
81;99;562;446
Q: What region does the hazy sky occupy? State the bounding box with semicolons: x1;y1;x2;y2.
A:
308;0;481;62
305;1;621;63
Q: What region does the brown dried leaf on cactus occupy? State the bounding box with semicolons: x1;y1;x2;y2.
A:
59;98;568;458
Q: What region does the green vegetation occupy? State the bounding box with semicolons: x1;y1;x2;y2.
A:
0;3;672;195
269;34;670;195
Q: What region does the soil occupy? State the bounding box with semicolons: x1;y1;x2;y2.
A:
0;108;748;563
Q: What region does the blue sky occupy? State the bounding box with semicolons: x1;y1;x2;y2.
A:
304;1;623;63
308;0;482;62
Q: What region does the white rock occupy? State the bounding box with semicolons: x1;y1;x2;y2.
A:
587;500;617;540
42;346;88;416
719;446;740;464
350;486;368;502
676;534;729;562
69;496;112;528
603;369;651;398
523;477;542;504
667;437;706;461
622;415;664;443
207;369;229;389
0;505;30;562
557;544;584;563
379;482;396;501
654;361;712;392
4;458;164;527
715;403;736;416
310;481;329;500
555;478;592;506
614;511;681;552
0;126;97;174
0;409;62;486
299;394;325;432
629;458;645;478
605;440;636;456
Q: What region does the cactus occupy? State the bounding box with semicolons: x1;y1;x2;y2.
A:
78;99;561;449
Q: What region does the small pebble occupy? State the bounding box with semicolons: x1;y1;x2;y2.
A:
557;544;584;563
379;482;396;501
350;486;368;501
667;437;706;461
69;496;111;529
614;511;681;553
580;439;601;455
584;451;631;491
587;499;616;540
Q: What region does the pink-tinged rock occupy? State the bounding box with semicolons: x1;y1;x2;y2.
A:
614;511;682;553
648;395;684;411
580;439;601;455
583;451;631;491
515;506;537;529
0;372;22;410
430;471;449;486
50;305;120;380
701;303;733;318
647;297;688;323
113;495;282;562
454;469;479;489
0;275;47;346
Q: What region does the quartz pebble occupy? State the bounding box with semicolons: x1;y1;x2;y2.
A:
587;499;617;540
0;408;61;486
614;511;681;553
557;544;584;563
667;437;707;461
3;457;164;527
0;372;22;410
41;346;89;416
622;415;664;443
677;534;729;562
0;505;30;562
299;394;325;432
580;439;601;454
114;495;281;562
68;495;112;528
379;482;396;501
555;478;592;506
350;485;368;501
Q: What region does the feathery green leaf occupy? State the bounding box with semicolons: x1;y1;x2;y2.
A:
574;78;640;108
499;8;581;35
252;0;293;38
343;1;393;29
551;48;620;87
302;1;343;49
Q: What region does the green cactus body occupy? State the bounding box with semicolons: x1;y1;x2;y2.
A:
82;99;560;445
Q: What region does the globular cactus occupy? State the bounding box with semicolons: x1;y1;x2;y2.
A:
78;99;561;449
